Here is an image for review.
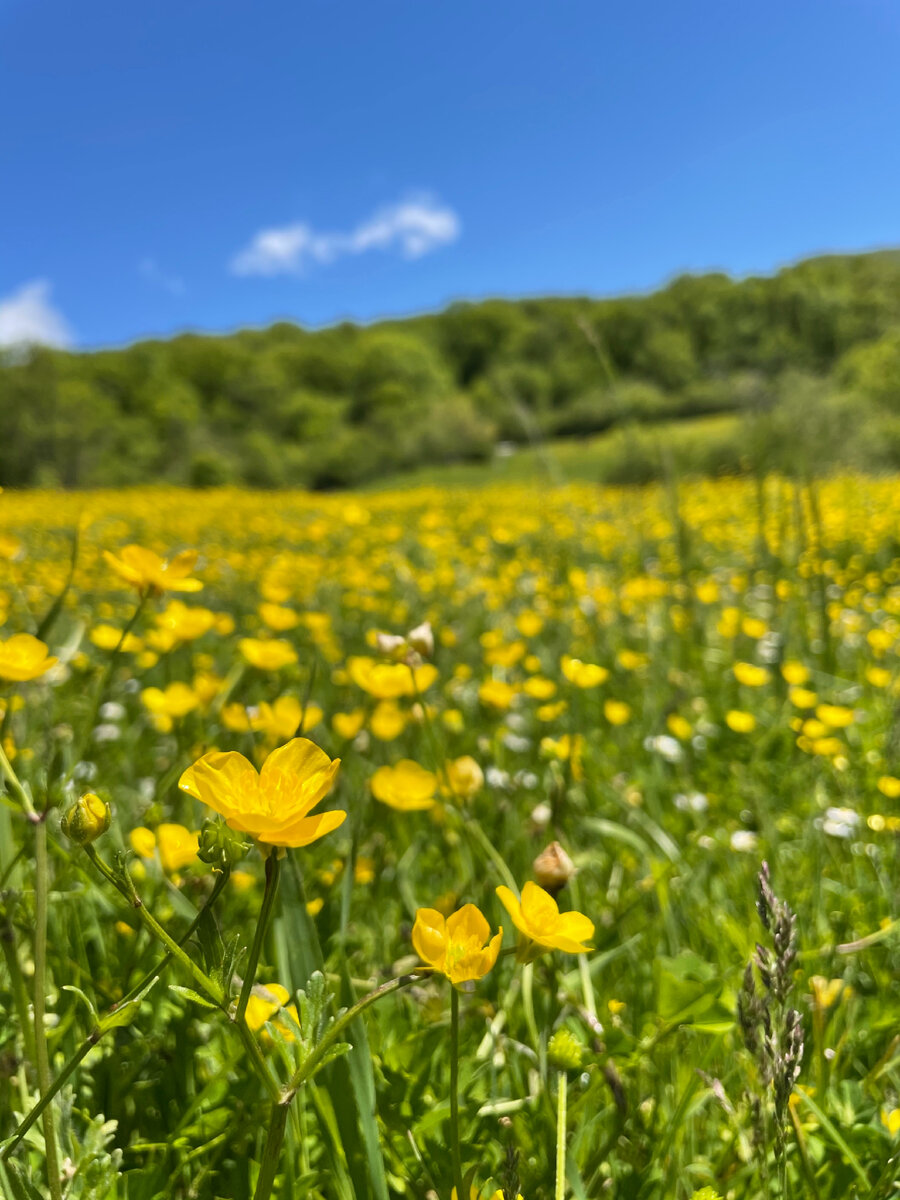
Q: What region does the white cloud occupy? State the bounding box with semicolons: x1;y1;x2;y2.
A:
230;196;461;277
0;280;73;348
140;257;185;296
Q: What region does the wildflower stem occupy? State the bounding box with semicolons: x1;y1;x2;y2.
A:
555;1069;568;1200
33;820;62;1200
1;1038;92;1162
252;1097;291;1200
450;985;465;1200
0;737;35;817
252;971;422;1200
83;845;224;1006
3;867;242;1162
236;852;281;1028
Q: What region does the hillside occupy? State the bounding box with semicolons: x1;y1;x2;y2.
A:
4;249;900;490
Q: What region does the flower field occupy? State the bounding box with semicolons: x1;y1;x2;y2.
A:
1;475;900;1200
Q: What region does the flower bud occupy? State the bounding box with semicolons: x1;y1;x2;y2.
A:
407;621;434;659
197;818;248;870
61;792;111;845
533;841;576;894
374;631;408;661
548;1028;584;1071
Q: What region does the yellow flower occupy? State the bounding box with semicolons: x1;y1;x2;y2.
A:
348;655;437;698
0;633;58;682
141;682;199;720
259;603;300;631
355;856;376;884
103;544;202;597
523;675;557;700
369;700;408;741
129;827;158;858
561;655;609;687
603;699;631;726
810;976;844;1011
179;738;344;849
371;760;438;811
157;824;201;872
411;903;502;986
667;713;692;740
332;709;366;740
882;1108;900;1137
60;792;111;845
815;704;854;729
89;624;143;654
238;638;298;671
733;661;770;687
789;686;818;709
725;709;756;733
255;696;323;740
782;660;810;685
495;881;594;958
478;678;516;709
878;775;900;799
443;755;484;801
866;666;891;688
129;824;200;872
154;599;217;643
244;981;299;1040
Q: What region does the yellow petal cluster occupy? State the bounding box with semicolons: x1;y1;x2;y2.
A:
496;881;594;956
0;633;57;682
412;903;502;985
104;544;202;597
370;760;438;810
179;737;344;849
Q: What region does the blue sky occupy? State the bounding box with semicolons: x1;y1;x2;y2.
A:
2;0;899;349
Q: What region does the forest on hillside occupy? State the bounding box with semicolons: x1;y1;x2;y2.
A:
4;250;900;490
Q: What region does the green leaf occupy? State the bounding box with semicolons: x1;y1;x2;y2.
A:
654;952;722;1023
169;984;219;1011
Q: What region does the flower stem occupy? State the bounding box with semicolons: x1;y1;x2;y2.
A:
3;868;237;1161
33;820;62;1200
0;738;35;817
236;852;281;1027
450;986;464;1200
555;1070;568;1200
84;845;224;1006
251;971;421;1200
252;1097;291;1200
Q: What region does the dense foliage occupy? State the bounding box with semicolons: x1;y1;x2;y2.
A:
6;250;900;490
2;476;900;1199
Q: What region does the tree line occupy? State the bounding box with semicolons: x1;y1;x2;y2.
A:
4;249;900;489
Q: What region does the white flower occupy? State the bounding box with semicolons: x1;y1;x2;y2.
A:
730;830;759;853
643;735;682;763
530;801;552;828
822;806;860;839
99;701;126;721
92;723;121;743
675;791;708;813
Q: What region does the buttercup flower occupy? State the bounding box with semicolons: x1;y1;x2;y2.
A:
412;903;502;986
130;823;201;872
443;755;484;801
371;760;438;811
179;737;344;849
0;633;58;682
496;881;594;960
238;638;298;671
103;544;202;597
244;981;299;1040
561;655;609;688
61;792;111;845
